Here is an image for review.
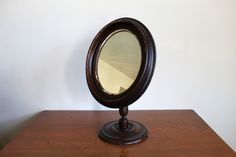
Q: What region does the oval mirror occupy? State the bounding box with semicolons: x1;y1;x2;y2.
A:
97;30;142;95
86;18;156;145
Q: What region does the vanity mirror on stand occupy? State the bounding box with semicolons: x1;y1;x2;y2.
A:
1;17;234;157
86;18;156;145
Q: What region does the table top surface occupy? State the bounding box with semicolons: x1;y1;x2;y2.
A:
0;110;235;157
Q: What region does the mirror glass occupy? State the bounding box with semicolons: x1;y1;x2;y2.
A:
97;30;142;95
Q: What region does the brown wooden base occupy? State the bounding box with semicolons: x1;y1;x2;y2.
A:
98;120;148;145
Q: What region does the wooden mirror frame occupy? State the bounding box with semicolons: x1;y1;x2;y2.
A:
86;18;156;108
86;17;156;144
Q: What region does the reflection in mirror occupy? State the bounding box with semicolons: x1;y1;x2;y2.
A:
97;30;142;95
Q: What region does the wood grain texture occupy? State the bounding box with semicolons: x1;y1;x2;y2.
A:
0;110;235;157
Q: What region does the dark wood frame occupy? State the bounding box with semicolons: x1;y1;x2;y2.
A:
86;17;156;108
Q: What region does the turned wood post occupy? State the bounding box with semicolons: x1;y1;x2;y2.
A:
119;106;129;130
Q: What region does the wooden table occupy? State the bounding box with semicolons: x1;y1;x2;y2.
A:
0;110;235;157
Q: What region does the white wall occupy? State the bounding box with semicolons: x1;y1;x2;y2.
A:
0;0;236;151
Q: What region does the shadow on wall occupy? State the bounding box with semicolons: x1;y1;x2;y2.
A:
66;39;89;102
0;55;44;149
65;36;102;110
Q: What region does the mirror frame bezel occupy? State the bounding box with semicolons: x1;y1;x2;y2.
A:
86;17;156;108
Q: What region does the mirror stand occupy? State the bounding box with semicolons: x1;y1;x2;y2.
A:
98;106;148;145
87;18;156;145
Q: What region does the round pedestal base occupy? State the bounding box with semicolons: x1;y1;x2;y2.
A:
98;120;148;145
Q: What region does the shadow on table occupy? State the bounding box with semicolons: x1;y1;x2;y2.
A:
0;113;39;150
